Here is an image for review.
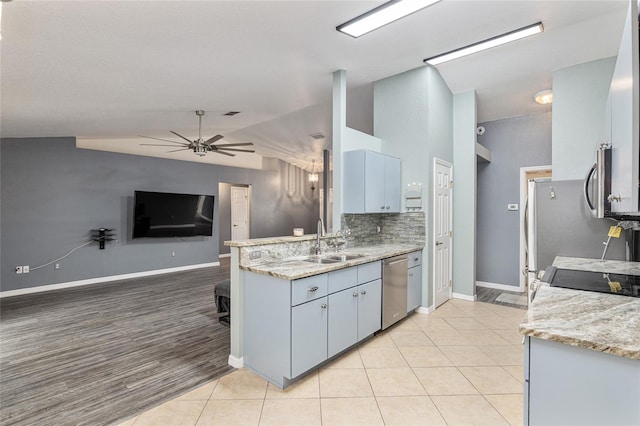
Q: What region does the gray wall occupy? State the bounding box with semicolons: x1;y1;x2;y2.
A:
1;137;317;292
374;65;453;307
476;113;552;287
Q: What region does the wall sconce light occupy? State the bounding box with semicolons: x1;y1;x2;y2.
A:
309;160;319;192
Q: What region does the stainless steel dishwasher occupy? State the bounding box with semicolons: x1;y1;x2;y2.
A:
382;255;408;329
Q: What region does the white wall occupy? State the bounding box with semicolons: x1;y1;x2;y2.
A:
552;57;616;180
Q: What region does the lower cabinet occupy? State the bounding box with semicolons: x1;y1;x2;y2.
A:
243;260;382;388
291;296;328;378
407;250;422;312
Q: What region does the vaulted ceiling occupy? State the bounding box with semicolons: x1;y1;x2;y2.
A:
1;1;629;170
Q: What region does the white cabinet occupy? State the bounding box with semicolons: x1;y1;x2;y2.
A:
242;260;382;388
407;250;422;312
343;150;401;213
524;336;640;425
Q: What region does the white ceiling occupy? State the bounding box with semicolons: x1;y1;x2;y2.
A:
1;0;630;171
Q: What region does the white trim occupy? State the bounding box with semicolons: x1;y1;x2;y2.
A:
519;165;552;292
228;354;244;369
415;305;434;315
219;253;231;258
476;280;522;292
453;292;477;302
0;262;220;299
433;158;453;309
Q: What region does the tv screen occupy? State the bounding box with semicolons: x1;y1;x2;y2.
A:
133;191;214;238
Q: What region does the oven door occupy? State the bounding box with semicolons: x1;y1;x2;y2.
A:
583;146;611;218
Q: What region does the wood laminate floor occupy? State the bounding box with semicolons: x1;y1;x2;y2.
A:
0;260;234;426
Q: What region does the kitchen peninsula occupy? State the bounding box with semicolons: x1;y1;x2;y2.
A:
225;233;423;388
520;256;640;425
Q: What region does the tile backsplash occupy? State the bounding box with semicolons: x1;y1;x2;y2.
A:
341;212;425;247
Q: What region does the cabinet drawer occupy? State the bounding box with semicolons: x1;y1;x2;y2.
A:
358;261;381;284
407;251;422;268
292;274;328;306
328;266;358;294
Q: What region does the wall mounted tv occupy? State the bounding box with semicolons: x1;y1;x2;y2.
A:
133;191;214;238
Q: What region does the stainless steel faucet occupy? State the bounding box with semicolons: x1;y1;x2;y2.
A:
315;218;326;255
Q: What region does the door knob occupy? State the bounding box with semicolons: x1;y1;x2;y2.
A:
435;241;443;246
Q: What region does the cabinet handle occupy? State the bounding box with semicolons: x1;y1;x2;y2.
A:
308;286;319;292
409;273;413;277
386;206;390;209
321;303;327;309
380;205;385;210
361;290;367;295
414;257;419;262
353;292;359;298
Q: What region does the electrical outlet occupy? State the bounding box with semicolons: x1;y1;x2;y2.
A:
15;266;23;274
55;263;60;270
23;265;30;273
171;251;176;257
250;250;262;259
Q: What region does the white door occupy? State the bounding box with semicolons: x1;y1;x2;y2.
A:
231;186;249;240
433;159;452;308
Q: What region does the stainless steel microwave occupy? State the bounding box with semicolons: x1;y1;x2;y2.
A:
584;145;612;218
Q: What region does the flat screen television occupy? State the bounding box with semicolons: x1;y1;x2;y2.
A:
133;190;214;238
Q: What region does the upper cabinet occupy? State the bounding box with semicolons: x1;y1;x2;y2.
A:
608;0;639;213
343;150;401;213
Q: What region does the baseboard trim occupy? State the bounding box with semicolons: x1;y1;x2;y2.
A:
218;253;231;258
0;262;221;299
415;305;433;315
228;355;243;369
452;292;477;302
476;280;522;292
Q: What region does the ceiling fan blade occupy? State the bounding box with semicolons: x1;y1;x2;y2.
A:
166;148;191;153
210;149;235;157
140;143;190;147
170;131;194;144
214;143;254;148
139;135;190;146
216;148;256;153
204;134;224;145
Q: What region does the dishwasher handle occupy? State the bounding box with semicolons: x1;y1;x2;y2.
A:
384;257;408;267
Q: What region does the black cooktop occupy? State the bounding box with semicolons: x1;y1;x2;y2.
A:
542;267;640;298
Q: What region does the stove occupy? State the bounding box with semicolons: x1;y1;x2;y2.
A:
542;266;640;298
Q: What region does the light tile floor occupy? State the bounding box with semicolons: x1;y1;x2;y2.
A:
116;299;526;426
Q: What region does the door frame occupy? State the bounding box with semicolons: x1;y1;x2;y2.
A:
230;184;251;241
519;165;551;291
433;158;453;309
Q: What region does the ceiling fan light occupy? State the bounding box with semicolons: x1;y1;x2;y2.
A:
534;89;553;105
424;21;543;66
337;0;441;38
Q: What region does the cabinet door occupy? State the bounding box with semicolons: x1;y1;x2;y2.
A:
327;288;358;358
357;279;382;340
407;265;422;313
384;155;401;212
291;297;328;378
364;151;386;213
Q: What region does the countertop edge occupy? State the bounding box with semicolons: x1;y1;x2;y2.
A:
519;325;640;360
239;245;423;280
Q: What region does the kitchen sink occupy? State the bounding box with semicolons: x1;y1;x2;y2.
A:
303;257;340;264
326;254;365;262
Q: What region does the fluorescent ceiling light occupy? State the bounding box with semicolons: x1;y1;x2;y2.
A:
424;22;544;66
337;0;441;38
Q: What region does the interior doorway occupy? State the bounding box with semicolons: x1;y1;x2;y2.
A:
433;158;453;309
519;166;552;291
231;185;250;241
218;183;251;257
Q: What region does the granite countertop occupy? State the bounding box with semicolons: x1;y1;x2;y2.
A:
520;257;640;360
240;243;423;280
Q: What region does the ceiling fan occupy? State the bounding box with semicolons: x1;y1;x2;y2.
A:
140;110;255;157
